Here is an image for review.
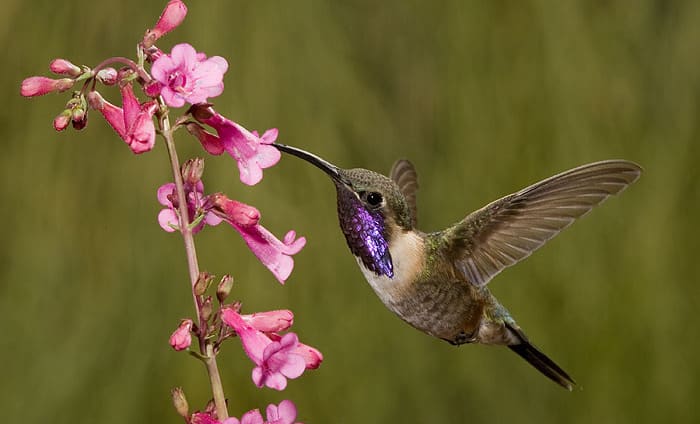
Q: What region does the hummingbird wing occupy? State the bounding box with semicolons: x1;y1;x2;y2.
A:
390;159;419;227
440;160;642;287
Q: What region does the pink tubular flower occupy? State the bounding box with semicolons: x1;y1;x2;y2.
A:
222;308;319;391
151;43;228;107
88;85;158;154
157;182;221;234
143;0;188;47
210;193;305;284
191;107;280;186
169;319;193;351
269;333;323;370
190;412;239;424
229;400;300;424
241;310;294;333
20;76;74;97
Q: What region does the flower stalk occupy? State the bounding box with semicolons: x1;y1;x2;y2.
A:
159;100;228;420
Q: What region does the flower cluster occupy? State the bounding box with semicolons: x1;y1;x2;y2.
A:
22;0;321;422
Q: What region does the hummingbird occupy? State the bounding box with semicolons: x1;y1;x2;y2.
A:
274;143;642;390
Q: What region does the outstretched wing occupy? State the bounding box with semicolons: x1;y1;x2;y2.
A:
439;160;642;287
390;159;419;227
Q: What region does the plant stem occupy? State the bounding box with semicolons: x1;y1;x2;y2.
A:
159;102;229;420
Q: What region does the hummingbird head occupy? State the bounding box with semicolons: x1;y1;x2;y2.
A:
274;143;414;278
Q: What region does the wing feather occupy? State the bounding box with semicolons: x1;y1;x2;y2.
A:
390;159;419;227
440;160;642;287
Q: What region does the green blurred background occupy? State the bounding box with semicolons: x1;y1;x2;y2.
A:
2;0;699;422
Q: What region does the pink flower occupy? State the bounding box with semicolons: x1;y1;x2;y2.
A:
20;76;74;97
229;400;300;424
88;85;158;154
157;182;221;234
169;319;193;351
143;0;188;47
222;308;313;391
190;412;239;424
211;193;305;284
151;43;228;107
191;108;281;186
241;310;294;333
269;333;323;370
49;58;81;77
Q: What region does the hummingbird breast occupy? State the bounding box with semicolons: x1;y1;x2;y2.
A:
357;230;485;341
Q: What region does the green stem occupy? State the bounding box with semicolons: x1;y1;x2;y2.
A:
159;101;229;420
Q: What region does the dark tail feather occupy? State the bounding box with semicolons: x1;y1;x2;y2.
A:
506;324;576;390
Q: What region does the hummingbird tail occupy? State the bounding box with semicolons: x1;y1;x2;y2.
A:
506;324;576;391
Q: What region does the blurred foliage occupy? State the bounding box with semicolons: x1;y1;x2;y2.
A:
2;0;699;423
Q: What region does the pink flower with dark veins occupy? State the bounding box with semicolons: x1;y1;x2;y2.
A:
157;182;221;234
210;193;305;283
87;85;158;154
151;43;228;107
190;107;280;186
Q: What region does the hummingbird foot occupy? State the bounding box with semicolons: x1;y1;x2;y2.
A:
443;330;477;346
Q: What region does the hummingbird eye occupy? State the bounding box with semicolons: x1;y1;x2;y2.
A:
365;191;383;207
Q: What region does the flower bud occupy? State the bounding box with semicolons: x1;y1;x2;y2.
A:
201;296;213;322
182;157;205;186
96;68;118;85
171;387;189;418
53;110;71;132
187;103;215;122
49;58;82;77
143;0;188;47
193;271;213;296
168;319;193;351
20;76;74;97
71;107;88;130
186;122;224;156
216;274;234;303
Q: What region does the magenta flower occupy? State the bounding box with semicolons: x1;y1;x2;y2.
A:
169;319;193;351
88;85;158;154
151;43;228;107
222;308;311;391
268;333;323;370
191;107;280;186
229;400;300;424
211;193;305;283
144;0;188;46
190;412;239;424
20;76;74;97
157;182;221;234
241;310;294;333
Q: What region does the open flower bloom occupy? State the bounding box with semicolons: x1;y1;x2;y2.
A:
157;182;222;234
228;400;300;424
221;308;321;391
88;85;158;154
143;0;187;46
192;109;281;186
210;193;305;283
151;43;228;107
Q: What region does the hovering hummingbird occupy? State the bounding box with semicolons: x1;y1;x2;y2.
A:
274;143;641;390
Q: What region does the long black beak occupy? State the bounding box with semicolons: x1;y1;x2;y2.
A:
273;143;349;185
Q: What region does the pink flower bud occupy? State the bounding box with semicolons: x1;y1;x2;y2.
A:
96;68;118;85
20;76;74;97
144;80;163;98
241;310;294;333
143;0;188;47
169;319;193;351
49;58;82;77
53;110;71;131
